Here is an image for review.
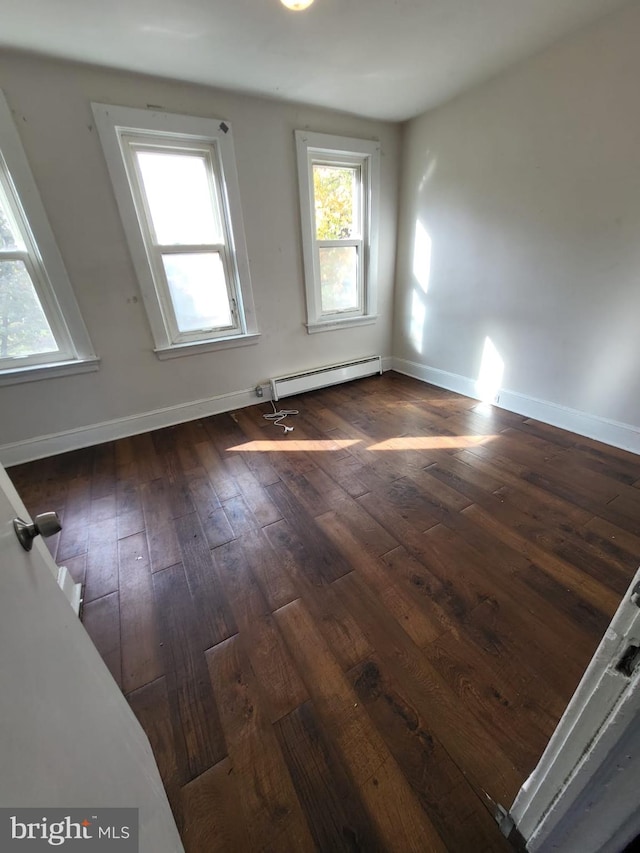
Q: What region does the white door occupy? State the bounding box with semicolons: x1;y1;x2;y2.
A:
0;463;183;852
508;565;640;852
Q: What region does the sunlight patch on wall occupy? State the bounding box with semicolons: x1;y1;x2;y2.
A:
476;336;504;403
418;150;437;193
409;290;427;354
412;221;432;294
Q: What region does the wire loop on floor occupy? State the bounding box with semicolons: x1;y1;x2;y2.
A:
263;399;299;433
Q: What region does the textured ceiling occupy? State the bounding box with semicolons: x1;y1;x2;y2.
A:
0;0;630;121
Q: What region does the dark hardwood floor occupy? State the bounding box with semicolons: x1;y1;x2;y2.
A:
10;372;640;852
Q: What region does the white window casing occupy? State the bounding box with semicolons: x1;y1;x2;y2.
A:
92;104;259;358
295;130;380;333
0;90;98;385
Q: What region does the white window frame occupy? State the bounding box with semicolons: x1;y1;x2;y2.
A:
0;91;98;386
92;104;258;358
295;130;380;334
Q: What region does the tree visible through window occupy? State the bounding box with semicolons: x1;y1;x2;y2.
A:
296;131;380;332
0;191;57;360
0;88;96;383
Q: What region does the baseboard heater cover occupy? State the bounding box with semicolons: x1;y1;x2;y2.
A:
270;356;382;401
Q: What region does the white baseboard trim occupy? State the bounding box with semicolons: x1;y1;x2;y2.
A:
392;357;640;455
1;387;260;467
1;354;396;467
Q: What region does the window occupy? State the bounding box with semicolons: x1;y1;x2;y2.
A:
0;91;97;385
92;104;258;358
295;131;380;333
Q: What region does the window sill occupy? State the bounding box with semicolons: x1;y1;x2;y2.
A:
154;333;261;360
306;315;378;334
0;357;101;387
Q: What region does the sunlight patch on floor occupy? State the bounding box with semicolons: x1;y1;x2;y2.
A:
367;434;497;450
228;439;360;452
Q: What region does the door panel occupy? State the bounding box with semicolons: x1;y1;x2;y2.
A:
0;463;182;852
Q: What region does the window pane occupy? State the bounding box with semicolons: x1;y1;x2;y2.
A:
136;151;222;245
162;252;232;332
313;165;359;240
319;246;358;313
0;193;24;251
0;260;58;358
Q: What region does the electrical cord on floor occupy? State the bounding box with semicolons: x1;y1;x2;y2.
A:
263;399;299;433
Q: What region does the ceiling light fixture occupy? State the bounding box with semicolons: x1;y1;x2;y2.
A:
280;0;314;10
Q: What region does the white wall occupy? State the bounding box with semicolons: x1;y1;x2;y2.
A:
0;51;399;458
393;0;640;450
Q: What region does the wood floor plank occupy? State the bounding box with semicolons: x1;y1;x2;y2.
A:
82;591;121;688
208;410;281;487
349;657;512;853
317;511;450;647
356;758;448;853
265;521;373;670
84;515;118;602
584;516;640;567
273;598;388;787
116;459;145;540
424;631;553;773
61;552;86;586
239;527;298;612
173;421;207;475
141;478;182;572
56;475;91;562
221;492;261;536
266;482;353;583
196;431;241;503
186;472;234;549
275;600;447;850
332;571;522;805
213;537;269;629
462;503;621;618
152;428;196;519
357;493;485;622
469;474;636;593
128;677;183;829
91;440;116;501
244;613;310;723
153;563;227;781
130;432;164;483
206;634;316;852
225;454;283;526
180;758;251;853
118;532;163;694
421;524;599;696
274;700;384;852
175;512;236;647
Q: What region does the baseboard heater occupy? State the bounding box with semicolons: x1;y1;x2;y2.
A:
270;355;382;402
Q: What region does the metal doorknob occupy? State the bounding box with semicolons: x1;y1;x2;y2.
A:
13;512;62;551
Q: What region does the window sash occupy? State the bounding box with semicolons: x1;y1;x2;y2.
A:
119;134;243;344
0;169;75;369
153;247;238;342
314;238;363;317
309;154;368;321
312;160;363;241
